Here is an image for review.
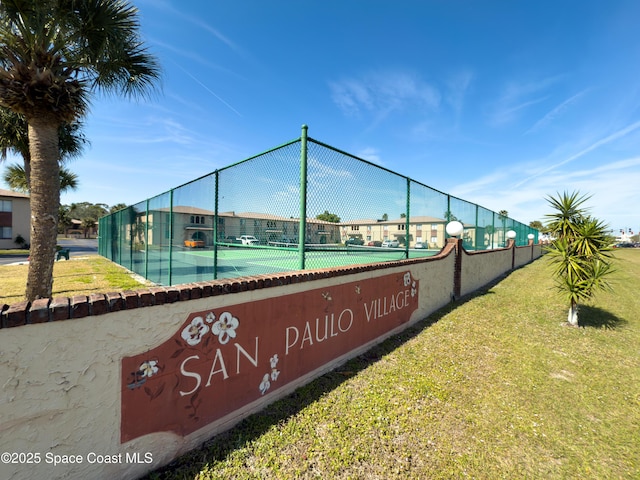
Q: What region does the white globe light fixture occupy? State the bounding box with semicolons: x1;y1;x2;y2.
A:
506;230;517;240
446;221;464;238
527;233;534;240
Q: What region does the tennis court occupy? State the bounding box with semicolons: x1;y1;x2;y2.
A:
100;128;538;287
143;243;440;285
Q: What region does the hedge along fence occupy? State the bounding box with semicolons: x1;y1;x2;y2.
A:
0;240;541;480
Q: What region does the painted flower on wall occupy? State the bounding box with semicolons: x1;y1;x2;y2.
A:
259;353;282;395
181;316;210;346
212;312;239;344
411;281;417;298
127;358;162;391
259;374;271;395
270;354;280;381
403;272;412;287
140;360;159;378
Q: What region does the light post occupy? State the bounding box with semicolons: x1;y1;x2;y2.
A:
446;221;464;238
446;221;464;300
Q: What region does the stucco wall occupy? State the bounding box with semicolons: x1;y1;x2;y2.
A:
1;249;458;480
0;243;540;480
514;244;536;268
459;248;513;298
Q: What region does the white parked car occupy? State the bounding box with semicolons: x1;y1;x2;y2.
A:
237;235;259;245
381;239;399;248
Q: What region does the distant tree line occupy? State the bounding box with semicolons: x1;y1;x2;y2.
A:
58;202;127;237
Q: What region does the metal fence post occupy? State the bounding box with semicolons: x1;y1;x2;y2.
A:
492;211;496;248
475;204;479;250
145;199;149;280
168;189;173;286
213;171;219;280
117;209;122;265
405;178;411;258
298;125;308;270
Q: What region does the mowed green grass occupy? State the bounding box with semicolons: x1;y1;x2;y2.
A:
145;249;640;480
0;255;148;305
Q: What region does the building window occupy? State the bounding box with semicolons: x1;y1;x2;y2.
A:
0;200;12;212
431;224;438;230
1;226;11;239
397;224;405;230
351;225;359;231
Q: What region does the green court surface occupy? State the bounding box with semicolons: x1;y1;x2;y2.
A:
182;244;438;271
140;244;440;286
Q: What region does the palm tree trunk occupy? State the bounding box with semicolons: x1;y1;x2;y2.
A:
567;300;579;326
25;115;61;301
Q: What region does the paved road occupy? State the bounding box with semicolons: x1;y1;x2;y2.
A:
0;238;98;266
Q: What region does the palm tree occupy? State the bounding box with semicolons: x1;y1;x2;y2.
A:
0;107;86;189
545;191;614;326
0;0;160;301
3;162;79;193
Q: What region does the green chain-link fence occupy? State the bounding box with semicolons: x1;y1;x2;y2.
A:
99;126;539;286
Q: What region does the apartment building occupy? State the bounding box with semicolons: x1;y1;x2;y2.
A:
0;189;30;249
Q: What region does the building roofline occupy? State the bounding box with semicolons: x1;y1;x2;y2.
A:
0;189;29;199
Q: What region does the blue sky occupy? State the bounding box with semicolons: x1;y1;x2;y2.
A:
8;0;640;232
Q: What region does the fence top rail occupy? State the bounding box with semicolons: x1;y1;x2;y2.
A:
307;136;530;228
118;137;302;210
100;127;538;237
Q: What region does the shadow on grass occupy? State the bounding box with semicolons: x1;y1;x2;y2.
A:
579;305;627;329
143;276;516;479
142;290;490;480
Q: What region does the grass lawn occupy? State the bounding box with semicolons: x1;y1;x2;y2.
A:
0;255;148;305
143;249;640;480
0;249;30;255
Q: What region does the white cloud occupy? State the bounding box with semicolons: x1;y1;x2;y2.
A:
329;71;440;119
513;119;640;188
354;147;383;165
526;89;590;134
489;75;564;126
445;70;474;121
452;156;640;229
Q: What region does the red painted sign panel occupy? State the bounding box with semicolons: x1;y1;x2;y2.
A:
121;271;419;442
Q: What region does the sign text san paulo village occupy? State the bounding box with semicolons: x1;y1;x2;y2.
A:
121;271;419;442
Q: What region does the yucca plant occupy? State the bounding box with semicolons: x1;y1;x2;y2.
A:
545;191;614;325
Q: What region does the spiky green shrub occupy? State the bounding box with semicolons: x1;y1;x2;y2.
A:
544;191;614;325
